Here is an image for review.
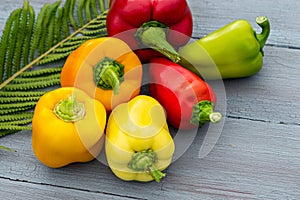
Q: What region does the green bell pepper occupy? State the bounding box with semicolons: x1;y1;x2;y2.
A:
178;16;270;80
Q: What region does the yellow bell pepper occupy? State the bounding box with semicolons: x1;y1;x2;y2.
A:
105;95;175;182
32;87;106;168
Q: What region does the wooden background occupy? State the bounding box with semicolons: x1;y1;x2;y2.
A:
0;0;299;199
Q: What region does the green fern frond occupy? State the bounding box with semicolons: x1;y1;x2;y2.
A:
0;10;18;79
19;67;62;77
0;0;110;139
68;0;78;30
22;4;36;67
78;0;86;27
85;22;106;30
0;112;33;122
37;52;73;65
29;5;46;61
0;102;36;115
0;118;33;126
3;78;60;91
69;35;95;41
0;124;32;131
59;40;86;47
80;27;107;36
13;73;61;84
52;45;81;54
12;1;36;74
0;96;41;104
4;9;22;80
0;91;45;97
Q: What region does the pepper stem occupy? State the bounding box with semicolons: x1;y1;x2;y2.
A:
93;57;124;95
254;16;270;55
135;21;180;63
190;100;222;127
128;149;166;182
54;95;85;122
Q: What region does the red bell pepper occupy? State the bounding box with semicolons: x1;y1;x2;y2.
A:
149;58;222;130
106;0;193;63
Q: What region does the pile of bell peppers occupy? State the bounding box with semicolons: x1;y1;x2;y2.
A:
31;0;270;183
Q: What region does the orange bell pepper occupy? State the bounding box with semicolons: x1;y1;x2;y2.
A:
60;37;143;111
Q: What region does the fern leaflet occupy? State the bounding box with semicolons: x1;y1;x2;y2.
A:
0;0;109;138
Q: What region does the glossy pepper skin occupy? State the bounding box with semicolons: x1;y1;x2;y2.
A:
149;58;222;130
105;95;175;182
60;37;142;112
106;0;193;63
178;16;270;80
32;87;106;168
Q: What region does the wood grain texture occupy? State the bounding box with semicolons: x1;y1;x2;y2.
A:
187;0;300;48
0;0;300;199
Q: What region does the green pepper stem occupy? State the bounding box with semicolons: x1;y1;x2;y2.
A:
93;57;124;95
255;16;270;55
128;149;165;182
135;21;180;63
147;165;166;183
54;95;85;122
190;100;222;127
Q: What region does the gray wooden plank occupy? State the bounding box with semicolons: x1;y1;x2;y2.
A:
223;46;300;125
0;177;137;200
1;117;299;199
187;0;300;48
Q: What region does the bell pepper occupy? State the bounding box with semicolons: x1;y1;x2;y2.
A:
60;37;143;111
149;58;222;130
105;95;175;182
178;16;270;80
32;87;107;168
106;0;193;63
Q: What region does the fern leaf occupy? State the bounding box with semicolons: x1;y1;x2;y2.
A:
5;9;22;80
69;35;95;41
13;1;31;74
22;3;35;67
0;145;16;152
12;74;60;84
86;0;93;21
85;22;106;30
0;96;41;104
52;45;81;54
45;1;62;51
91;0;99;17
0;102;36;115
55;7;64;43
3;78;60;91
0;124;32;131
68;0;77;30
0;0;110;138
0;118;33;126
19;67;62;77
0;112;33;122
77;0;86;27
0;91;45;97
98;0;106;12
30;4;48;61
0;9;20;82
80;27;107;36
37;52;73;65
59;40;86;47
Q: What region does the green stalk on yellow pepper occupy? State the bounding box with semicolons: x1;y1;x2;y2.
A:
178;16;270;80
105;95;175;182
